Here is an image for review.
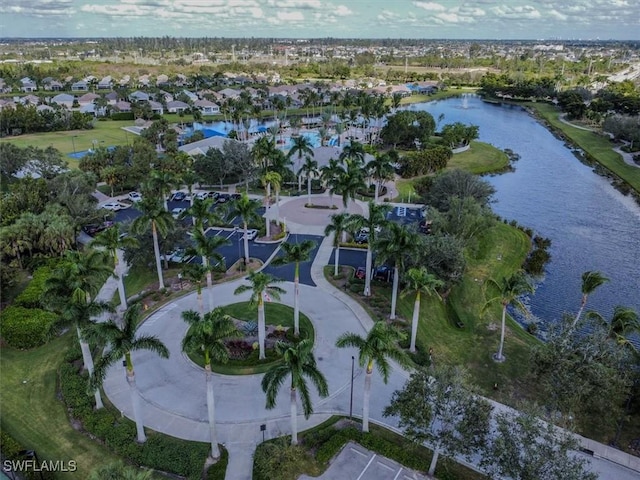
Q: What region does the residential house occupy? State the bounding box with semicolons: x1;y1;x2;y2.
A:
175;74;189;87
0;78;11;93
114;100;132;113
19;95;40;105
157;90;174;103
166;100;190;114
77;92;100;106
218;88;241;99
129;90;150;102
20;77;37;92
0;99;16;111
181;90;198;102
51;93;75;109
194;99;220;115
178;135;235;156
148;100;164;115
119;75;131;87
37;104;55;113
138;75;150;88
42;77;64;91
156;74;170;87
104;91;119;104
98;76;113;90
71;81;89;92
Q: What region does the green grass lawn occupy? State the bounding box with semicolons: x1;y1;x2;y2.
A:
112;266;180;306
527;102;640;195
188;302;316;375
0;334;120;479
447;140;510;175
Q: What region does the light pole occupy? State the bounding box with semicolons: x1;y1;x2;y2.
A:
71;135;78;154
349;355;355;420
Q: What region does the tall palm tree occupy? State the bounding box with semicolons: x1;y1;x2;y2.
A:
271;240;316;337
402;267;444;353
573;270;609;327
297;156;319;206
181;262;212;315
180;169;200;217
225;193;261;262
339;140;366;166
324;212;350;276
261;339;329;445
483;272;534;362
234;271;286;360
132;197;174;290
336;321;411;432
188;229;229;312
91;305;170;443
261;171;282;237
148;171;179;211
182;308;240;458
183;197;220;233
334;161;366;213
252;136;279;175
374;223;421;320
367;153;395;203
348;202;391;297
587;305;639;348
45;250;113;408
320;158;342;209
287;135;313;191
90;224;139;312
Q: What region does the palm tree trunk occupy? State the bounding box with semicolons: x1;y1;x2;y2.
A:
206;368;221;458
307;177;312;205
572;296;588;328
197;288;204;316
258;297;266;360
265;183;271;238
116;267;127;311
293;264;300;337
77;327;104;409
374;182;379;204
428;446;440;477
151;221;165;290
363;365;372;432
127;369;147;443
275;190;280;223
243;221;250;262
290;387;298;445
410;293;420;353
390;266;399;320
497;305;507;361
334;244;340;277
364;247;373;297
206;269;214;313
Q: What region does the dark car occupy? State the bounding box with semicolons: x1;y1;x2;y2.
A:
355;232;369;244
419;220;433;235
374;265;392;282
217;193;229;203
355;266;366;279
172;191;186;201
82;221;114;236
207;191;219;200
230;193;241;200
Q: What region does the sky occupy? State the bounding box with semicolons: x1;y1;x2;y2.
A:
0;0;638;40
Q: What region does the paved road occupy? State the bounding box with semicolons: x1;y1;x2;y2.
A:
261;233;324;286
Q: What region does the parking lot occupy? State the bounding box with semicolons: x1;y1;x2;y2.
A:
201;228;279;269
299;441;427;480
261;233;324;286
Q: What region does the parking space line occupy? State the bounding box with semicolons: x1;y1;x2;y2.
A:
356;454;376;480
392;468;404;480
225;231;236;240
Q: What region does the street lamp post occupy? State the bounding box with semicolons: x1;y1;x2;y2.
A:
71;135;78;154
349;355;355;420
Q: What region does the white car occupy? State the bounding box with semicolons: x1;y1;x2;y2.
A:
128;191;142;202
242;229;259;241
195;191;209;200
102;202;124;211
171;207;186;218
166;249;193;263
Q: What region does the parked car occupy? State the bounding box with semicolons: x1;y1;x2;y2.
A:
102;201;124;211
171;207;186;218
128;191;142;202
217;193;229;203
82;221;114;236
171;191;186;201
242;229;259;241
373;265;392;282
166;249;194;263
207;191;220;200
195;191;208;200
355;232;369;244
355;266;366;279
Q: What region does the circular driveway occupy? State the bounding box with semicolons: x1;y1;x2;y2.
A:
278;196;363;227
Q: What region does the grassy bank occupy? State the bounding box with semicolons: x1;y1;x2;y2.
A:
526;102;640;195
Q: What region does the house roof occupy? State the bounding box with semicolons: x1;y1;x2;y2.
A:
51;93;74;103
167;100;189;109
78;92;100;103
179;136;238;155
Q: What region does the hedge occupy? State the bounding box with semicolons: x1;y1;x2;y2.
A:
59;351;227;479
14;265;54;309
0;306;57;349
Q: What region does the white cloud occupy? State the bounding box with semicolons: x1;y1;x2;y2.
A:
490;5;542;19
334;5;353;16
413;1;447;12
266;0;322;8
0;0;75;16
276;10;305;21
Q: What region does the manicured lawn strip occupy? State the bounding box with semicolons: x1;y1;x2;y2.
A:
447;140;510;175
526;102;640;195
0;334;120;479
253;416;486;480
0;120;135;156
188;302;316;375
112;266;181;306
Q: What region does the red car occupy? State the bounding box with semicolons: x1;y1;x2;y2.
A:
355;267;366;279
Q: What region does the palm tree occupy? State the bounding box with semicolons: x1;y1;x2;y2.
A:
132;197;174;290
367;153;395;203
336;321;411;432
45;250;113;409
90;224;139;312
320;158;342;208
573;270;609;327
587;306;639;348
483;272;534;362
225;193;261;262
339;140;366;166
298;156;319;206
261;339;329;445
180;169;200;210
271;240;316;337
181;308;240;458
402;267;444;353
287;135;313;191
348;202;391;297
261;171;282;237
374;223;421;320
183;197;220;233
148;171;179;211
188;229;229;312
91;305;170;443
181;262;212;315
324;212;350;276
234;271;286;359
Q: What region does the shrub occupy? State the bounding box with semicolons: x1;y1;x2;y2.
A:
0;429;55;480
14;265;54;308
253;437;314;480
0;306;57;348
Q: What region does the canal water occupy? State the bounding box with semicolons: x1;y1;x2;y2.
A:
409;96;640;328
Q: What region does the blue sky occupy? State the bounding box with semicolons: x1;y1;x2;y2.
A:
0;0;637;40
